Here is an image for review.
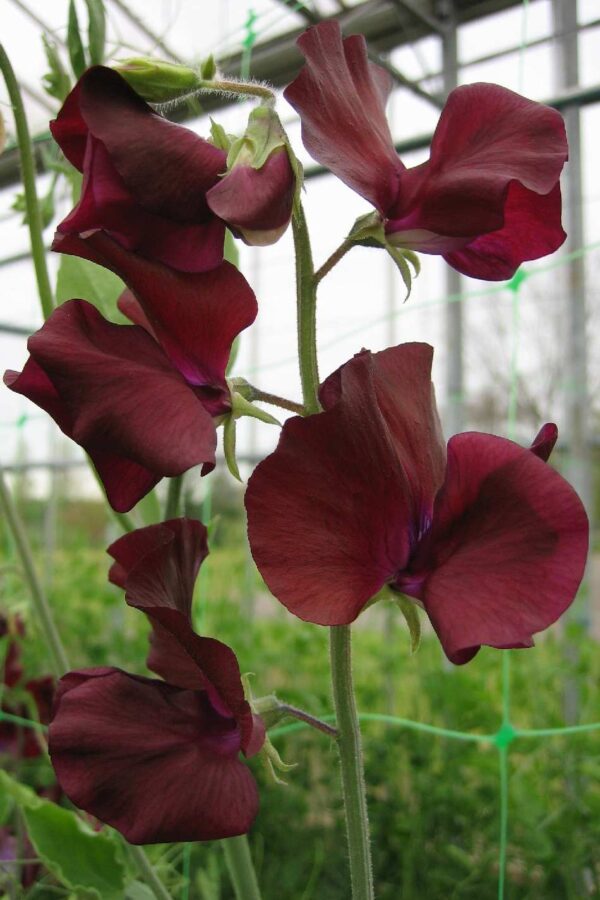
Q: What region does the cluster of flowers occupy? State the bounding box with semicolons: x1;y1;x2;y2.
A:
3;21;589;843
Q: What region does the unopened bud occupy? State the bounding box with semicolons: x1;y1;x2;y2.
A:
114;57;199;103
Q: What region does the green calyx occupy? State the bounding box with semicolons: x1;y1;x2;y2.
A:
226;105;288;171
347;211;421;300
222;389;281;482
114;57;200;102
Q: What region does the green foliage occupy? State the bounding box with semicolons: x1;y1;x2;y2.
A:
0;771;126;898
56;253;127;322
84;0;106;66
42;35;71;101
67;0;87;78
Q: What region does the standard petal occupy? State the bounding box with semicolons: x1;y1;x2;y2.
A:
5;301;217;511
284;21;402;212
418;433;588;664
387;83;567;249
49;668;259;843
53;232;257;404
207;150;294;245
321;344;446;532
443;182;565;281
56;137;226;273
246;352;417;625
59;67;227;221
530;423;558;462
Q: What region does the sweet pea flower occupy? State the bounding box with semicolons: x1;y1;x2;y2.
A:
5;232;257;512
52;67;294;271
284;21;568;281
49;518;264;844
245;344;588;664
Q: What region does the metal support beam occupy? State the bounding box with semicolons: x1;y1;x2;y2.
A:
440;1;464;437
106;0;181;62
389;0;445;34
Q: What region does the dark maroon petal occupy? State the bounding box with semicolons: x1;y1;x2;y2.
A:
56;67;227;221
247;351;423;625
53;231;257;403
323;344;446;528
284;21;402;212
418;433;588;664
387;83;567;257
49;79;86;169
207;150;294;245
108;519;210;690
530;423;558;462
117;289;156;338
5;301;217;512
49;668;259;843
443;182;565;281
56;137;226;273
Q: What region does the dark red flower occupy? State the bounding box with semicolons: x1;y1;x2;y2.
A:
284;21;567;280
49;519;264;844
52;67;293;271
5;233;257;512
245;344;588;664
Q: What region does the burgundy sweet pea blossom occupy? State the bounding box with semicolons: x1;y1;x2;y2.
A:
49;518;264;844
5;233;257;512
52;67;293;271
284;21;568;281
246;344;588;664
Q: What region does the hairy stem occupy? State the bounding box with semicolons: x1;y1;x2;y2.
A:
292;204;320;415
314;239;353;285
198;78;274;103
330;626;374;899
0;44;54;320
245;386;305;416
222;835;262;900
277;704;339;738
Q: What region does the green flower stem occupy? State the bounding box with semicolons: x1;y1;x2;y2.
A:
0;44;54;320
0;467;68;677
330;626;374;899
197;78;274;104
222;835;262;900
314;239;353;285
291;203;320;415
293;199;373;898
244;386;306;416
164;474;184;519
129;846;173;900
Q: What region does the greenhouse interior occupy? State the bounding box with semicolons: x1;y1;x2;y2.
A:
1;0;600;897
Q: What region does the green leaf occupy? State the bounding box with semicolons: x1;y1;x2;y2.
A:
223;415;242;482
56;253;126;322
85;0;106;65
67;0;87;78
386;245;413;301
391;594;421;654
0;771;126;899
42;34;71;101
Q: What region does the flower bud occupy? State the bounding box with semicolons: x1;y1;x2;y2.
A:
207;106;297;246
114;57;199;103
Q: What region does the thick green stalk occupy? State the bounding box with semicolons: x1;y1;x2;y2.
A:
0;44;54;320
0;467;68;676
291;204;320;415
222;835;262;900
330;626;374;900
293;203;374;898
164;474;184;519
